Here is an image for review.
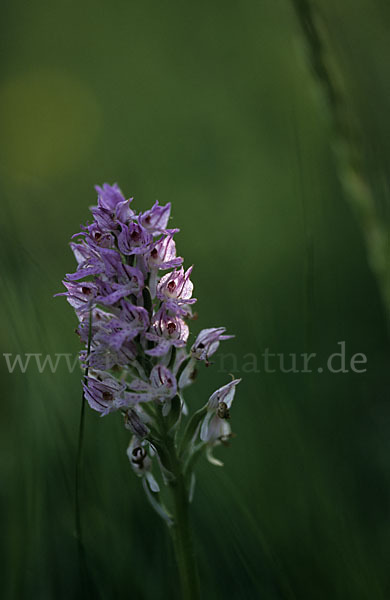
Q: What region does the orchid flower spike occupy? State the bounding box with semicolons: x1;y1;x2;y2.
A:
56;183;241;595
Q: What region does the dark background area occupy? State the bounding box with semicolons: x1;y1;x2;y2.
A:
1;1;390;598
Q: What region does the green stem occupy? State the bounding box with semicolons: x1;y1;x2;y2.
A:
169;473;200;600
155;408;200;600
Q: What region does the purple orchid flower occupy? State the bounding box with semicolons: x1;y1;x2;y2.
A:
145;308;189;357
95;264;144;305
99;304;149;351
138;201;171;235
191;327;234;363
55;280;97;314
76;308;112;343
96;183;128;211
82;222;115;249
66;241;104;281
82;339;137;371
91;183;134;230
117;222;153;256
83;372;126;416
146;231;183;297
157;266;197;315
119;365;177;406
66;242;123;282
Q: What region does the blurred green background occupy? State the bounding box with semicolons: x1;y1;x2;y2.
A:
2;0;390;598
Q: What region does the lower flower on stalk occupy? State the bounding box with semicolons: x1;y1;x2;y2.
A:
56;184;241;600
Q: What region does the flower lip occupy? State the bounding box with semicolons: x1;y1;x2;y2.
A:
117;222;152;255
217;401;230;419
167;321;176;335
132;446;147;464
157;266;195;304
144;309;189;357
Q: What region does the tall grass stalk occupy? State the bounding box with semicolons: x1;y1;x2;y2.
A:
290;0;390;327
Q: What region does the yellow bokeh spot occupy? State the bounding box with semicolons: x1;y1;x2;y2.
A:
0;69;101;181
